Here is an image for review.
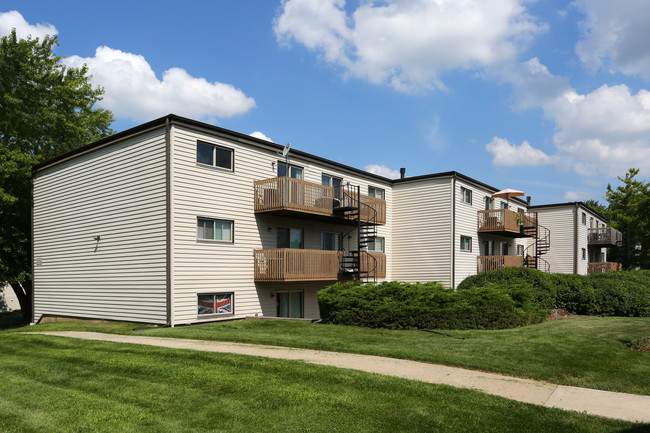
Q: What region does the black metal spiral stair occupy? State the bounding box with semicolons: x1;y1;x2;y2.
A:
334;184;379;283
522;216;551;272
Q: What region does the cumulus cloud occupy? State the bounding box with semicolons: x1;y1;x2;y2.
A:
563;190;592;201
575;0;650;79
0;10;57;40
493;57;650;177
486;137;555;166
63;47;255;122
275;0;546;92
364;164;401;179
250;131;274;142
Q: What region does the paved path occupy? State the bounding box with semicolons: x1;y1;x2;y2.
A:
31;331;650;424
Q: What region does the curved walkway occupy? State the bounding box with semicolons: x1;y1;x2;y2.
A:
31;331;649;423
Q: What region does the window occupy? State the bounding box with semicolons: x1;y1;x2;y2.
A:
197;142;233;170
277;291;303;318
501;242;509;255
460;236;472;251
484;197;494;210
197;218;233;242
278;162;303;179
517;207;525;214
368;186;385;200
590;217;594;228
582;248;586;260
367;237;385;253
582;212;587;224
321;231;341;251
460;187;472;204
517;245;524;256
198;293;233;316
322;174;343;199
500;202;508;209
278;227;303;249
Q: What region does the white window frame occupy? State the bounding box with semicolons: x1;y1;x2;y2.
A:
367;237;385;253
278;161;303;179
196;141;233;171
197;292;234;317
460;187;472;205
484;197;494;210
582;212;587;225
197;217;233;243
460;235;472;252
517;244;524;256
368;186;385;200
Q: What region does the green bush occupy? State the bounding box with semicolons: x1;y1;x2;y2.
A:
458;268;650;317
317;281;548;330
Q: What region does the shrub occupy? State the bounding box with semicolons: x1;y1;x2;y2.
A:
317;280;548;330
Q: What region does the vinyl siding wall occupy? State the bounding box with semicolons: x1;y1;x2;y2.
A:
170;125;393;324
392;177;453;287
536;207;576;274
33;129;168;323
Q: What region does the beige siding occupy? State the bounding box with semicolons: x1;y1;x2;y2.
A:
392;177;453;287
33;129;168;324
170;125;393;324
536;207;576;274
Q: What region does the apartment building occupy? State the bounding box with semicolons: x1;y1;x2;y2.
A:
31;115;621;325
530;203;622;275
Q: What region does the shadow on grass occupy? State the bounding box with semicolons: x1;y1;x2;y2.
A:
0;311;24;330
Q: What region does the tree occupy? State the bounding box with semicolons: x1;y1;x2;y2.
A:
605;168;650;270
0;29;114;323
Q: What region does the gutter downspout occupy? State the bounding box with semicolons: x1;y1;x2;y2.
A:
574;202;579;274
451;173;456;289
165;118;174;327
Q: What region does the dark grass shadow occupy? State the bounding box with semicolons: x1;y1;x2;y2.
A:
0;311;25;330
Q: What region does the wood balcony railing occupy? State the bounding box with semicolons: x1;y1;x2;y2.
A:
588;262;622;274
254;249;387;281
254;177;386;224
477;209;536;237
360;252;387;279
254;249;343;281
477;255;524;273
588;227;623;247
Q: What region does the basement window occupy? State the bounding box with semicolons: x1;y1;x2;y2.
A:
198;293;233;316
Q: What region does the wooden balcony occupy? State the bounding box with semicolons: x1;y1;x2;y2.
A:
254;177;386;225
588;227;622;247
254;249;343;282
477;209;536;237
254;249;387;282
477;255;524;273
588;262;622;274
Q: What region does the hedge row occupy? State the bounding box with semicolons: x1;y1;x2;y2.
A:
457;268;650;317
317;280;548;330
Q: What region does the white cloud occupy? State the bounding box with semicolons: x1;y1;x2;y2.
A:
563;190;592;201
575;0;650;79
250;131;274;142
486;137;555;166
494;58;650;178
364;164;401;179
63;46;256;122
0;10;57;40
275;0;546;92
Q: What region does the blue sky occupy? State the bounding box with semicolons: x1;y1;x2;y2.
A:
3;1;650;205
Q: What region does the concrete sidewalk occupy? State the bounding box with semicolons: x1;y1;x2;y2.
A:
31;331;650;423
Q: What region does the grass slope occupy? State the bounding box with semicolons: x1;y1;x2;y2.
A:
11;317;650;395
0;334;641;433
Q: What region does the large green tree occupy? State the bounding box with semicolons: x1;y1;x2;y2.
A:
605;168;650;269
0;29;114;323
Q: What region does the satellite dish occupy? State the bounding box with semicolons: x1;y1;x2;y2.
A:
281;142;291;157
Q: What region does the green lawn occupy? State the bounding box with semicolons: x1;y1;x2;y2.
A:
11;316;650;395
0;333;641;432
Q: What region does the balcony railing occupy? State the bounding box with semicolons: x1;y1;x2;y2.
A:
254;249;387;281
477;255;524;273
477;209;536;237
254;177;386;224
588;227;622;247
254;249;343;281
588;262;622;274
